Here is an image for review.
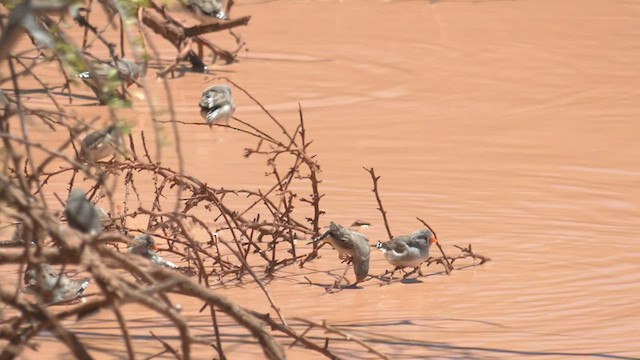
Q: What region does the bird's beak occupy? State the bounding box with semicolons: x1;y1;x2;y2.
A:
429;235;438;245
150;243;158;250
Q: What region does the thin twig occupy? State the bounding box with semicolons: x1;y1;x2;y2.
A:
363;167;393;239
416;217;453;274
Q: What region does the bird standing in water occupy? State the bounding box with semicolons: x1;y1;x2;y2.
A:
199;85;235;126
128;234;178;269
376;228;437;279
64;188;102;235
24;263;90;303
310;222;371;285
79;125;121;163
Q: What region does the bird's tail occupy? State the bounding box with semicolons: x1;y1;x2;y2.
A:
354;257;370;282
76;278;91;296
215;11;228;20
205;108;222;124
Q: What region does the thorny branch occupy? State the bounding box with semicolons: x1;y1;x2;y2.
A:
0;2;315;359
0;2;492;359
294;318;391;360
364;167;393;239
416;217;453;274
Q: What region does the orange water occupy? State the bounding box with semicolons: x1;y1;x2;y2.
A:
2;0;639;358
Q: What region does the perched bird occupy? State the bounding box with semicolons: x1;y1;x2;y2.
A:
376;228;437;278
9;222;24;245
77;57;145;103
77;57;145;87
24;263;90;303
64;188;102;235
0;222;25;247
310;222;370;283
79;125;121;163
128;234;178;269
178;0;228;21
199;85;235;126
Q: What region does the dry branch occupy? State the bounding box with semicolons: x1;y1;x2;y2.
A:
363;167;393;239
0;3;433;359
140;1;250;72
294;318;391;360
416;217;453;274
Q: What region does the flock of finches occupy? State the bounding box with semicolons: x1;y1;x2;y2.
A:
10;0;438;303
17;0;234;304
18;189;178;304
19;190;438;303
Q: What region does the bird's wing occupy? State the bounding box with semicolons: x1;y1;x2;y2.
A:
405;230;431;248
326;223;357;250
81;129;107;149
184;0;223;17
65;190;102;234
199;90;230;110
380;236;410;253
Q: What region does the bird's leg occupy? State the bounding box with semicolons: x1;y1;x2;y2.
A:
328;262;352;293
403;267;419;279
379;266;403;281
339;254;353;264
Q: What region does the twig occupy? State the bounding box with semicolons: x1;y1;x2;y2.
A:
453;243;491;265
294;318;391;360
249;312;343;360
150;331;182;360
416;217;453;274
363;167;393;239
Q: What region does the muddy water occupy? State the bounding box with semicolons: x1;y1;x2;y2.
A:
4;0;640;358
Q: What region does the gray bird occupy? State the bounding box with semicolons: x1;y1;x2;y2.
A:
128;234;178;269
310;222;370;282
9;222;25;244
178;0;228;21
77;57;145;86
0;222;25;247
77;57;145;104
24;263;90;303
199;85;235;126
376;228;437;278
79;125;121;163
64;188;102;235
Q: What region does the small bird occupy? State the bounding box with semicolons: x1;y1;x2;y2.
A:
376;228;437;278
0;222;25;247
199;85;235;126
79;125;121;163
9;222;25;244
24;263;90;303
128;234;178;269
77;57;145;86
77;57;145;103
178;0;228;21
310;222;370;283
64;188;102;235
